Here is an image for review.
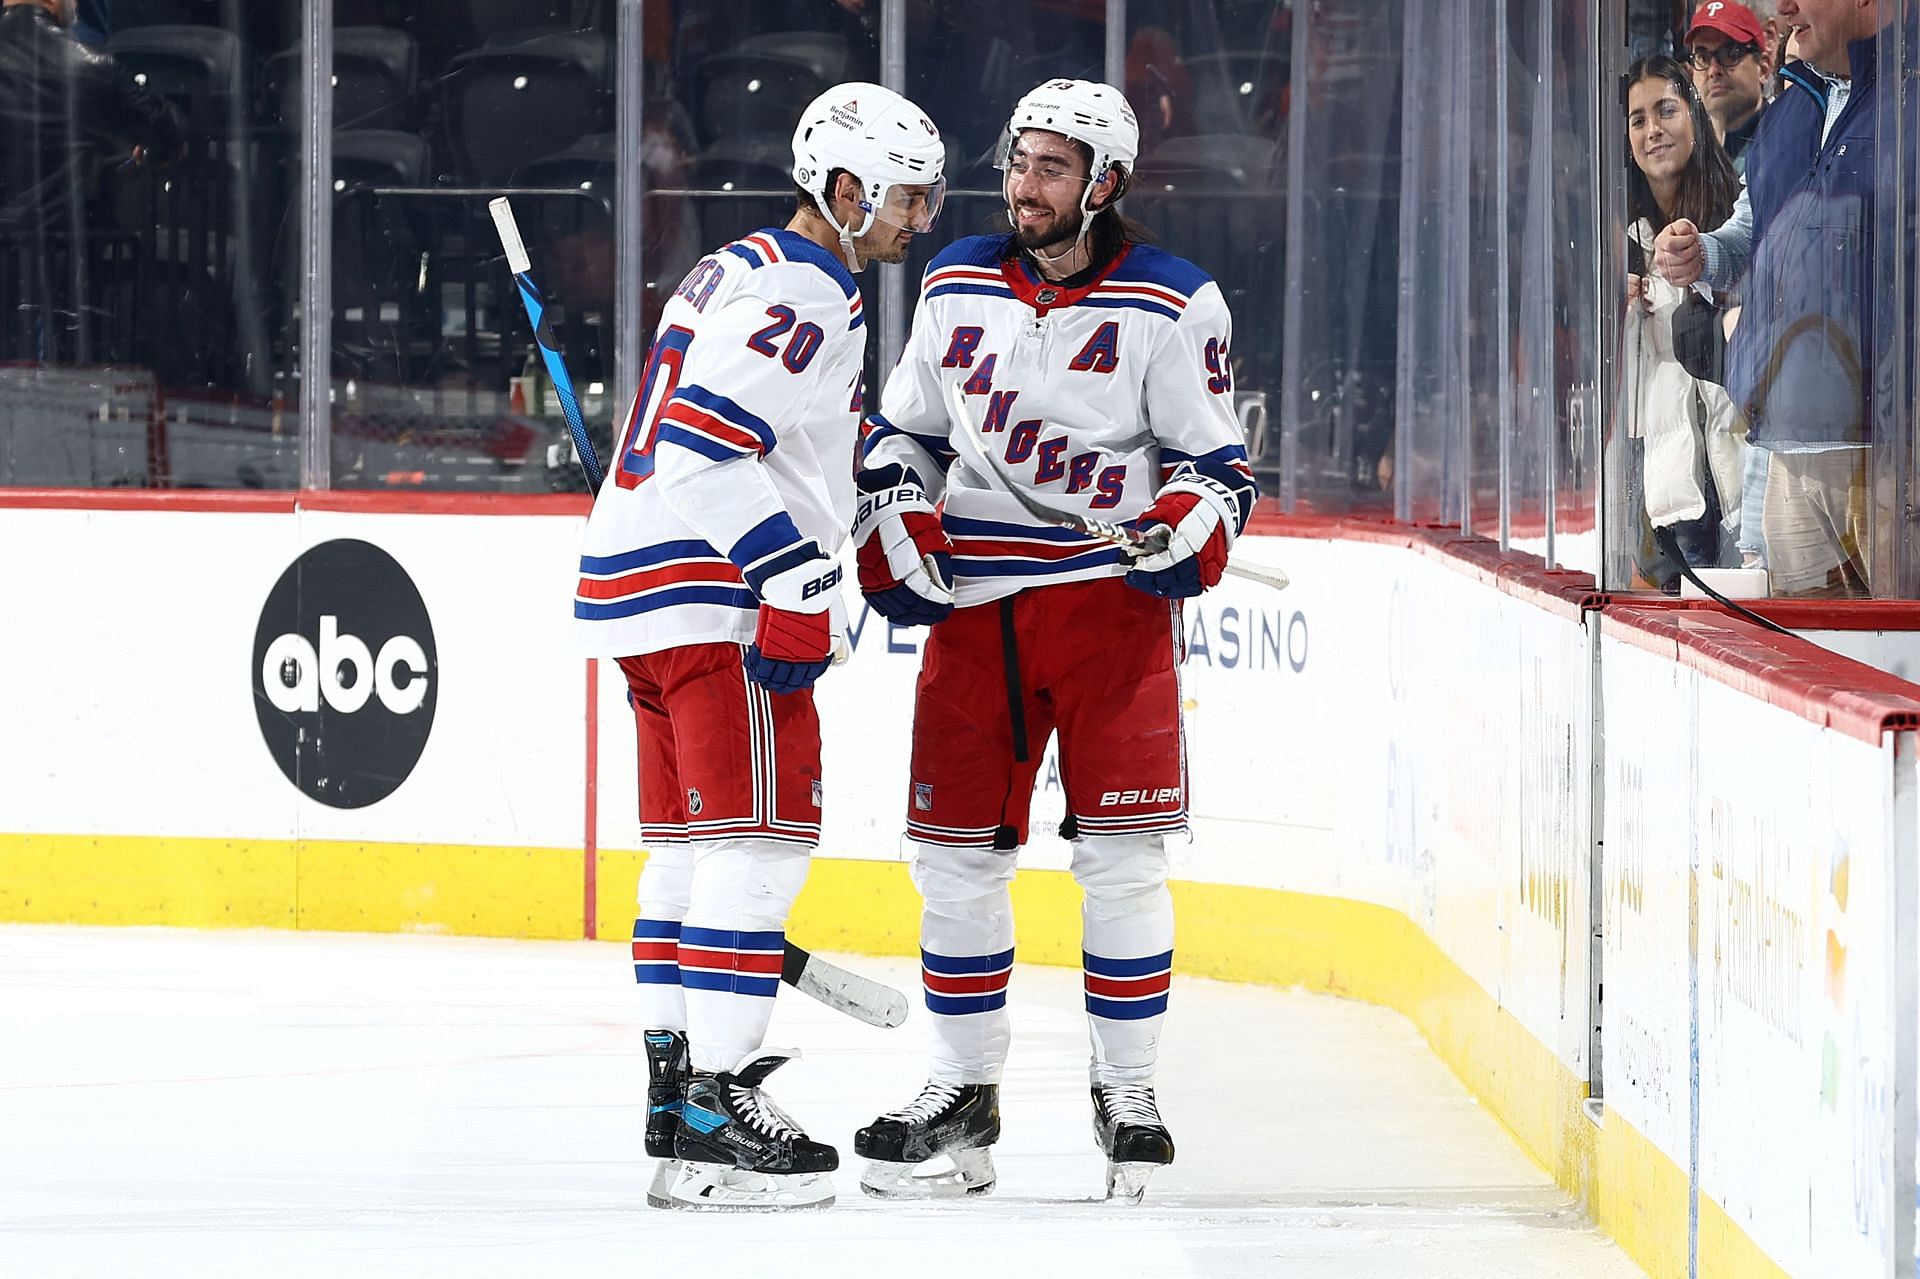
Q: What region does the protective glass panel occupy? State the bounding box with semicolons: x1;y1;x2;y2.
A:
0;1;303;489
1281;0;1402;514
1608;1;1910;598
326;1;619;493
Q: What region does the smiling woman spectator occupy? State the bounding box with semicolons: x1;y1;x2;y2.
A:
1622;54;1747;590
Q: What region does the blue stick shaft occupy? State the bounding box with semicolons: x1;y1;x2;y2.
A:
511;272;605;494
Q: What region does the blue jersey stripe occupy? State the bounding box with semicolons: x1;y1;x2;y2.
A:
574;585;756;620
675;384;778;452
926;282;1018;303
1079;296;1181;321
632;919;685;939
580;540;723;575
952;549;1128;576
728;512;809;580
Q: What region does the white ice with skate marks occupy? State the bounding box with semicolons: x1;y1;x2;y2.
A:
0;927;1643;1279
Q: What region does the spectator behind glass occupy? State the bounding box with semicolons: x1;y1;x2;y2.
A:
1685;2;1772;170
1652;0;1894;596
1622;55;1747;590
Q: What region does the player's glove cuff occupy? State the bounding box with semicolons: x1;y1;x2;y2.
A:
853;464;954;627
1123;466;1238;599
744;605;835;694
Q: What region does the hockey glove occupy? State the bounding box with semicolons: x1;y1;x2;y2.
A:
742;545;848;695
852;464;954;626
1124;466;1240;599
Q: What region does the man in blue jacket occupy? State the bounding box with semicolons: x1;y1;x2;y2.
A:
1654;0;1895;595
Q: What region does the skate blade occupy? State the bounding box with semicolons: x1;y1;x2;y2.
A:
1104;1161;1159;1204
645;1159;682;1209
859;1147;996;1200
667;1161;835;1211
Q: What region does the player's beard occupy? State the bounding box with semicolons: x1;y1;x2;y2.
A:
855;224;916;266
1010;200;1084;255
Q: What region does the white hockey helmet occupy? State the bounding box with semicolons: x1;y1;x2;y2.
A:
998;78;1140;217
792;82;947;269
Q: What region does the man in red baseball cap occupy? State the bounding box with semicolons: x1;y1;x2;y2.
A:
1684;1;1774;168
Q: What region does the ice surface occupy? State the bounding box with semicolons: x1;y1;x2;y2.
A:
0;926;1642;1277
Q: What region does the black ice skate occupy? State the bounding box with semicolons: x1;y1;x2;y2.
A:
667;1049;838;1210
642;1029;689;1209
1091;1082;1175;1203
854;1082;1000;1198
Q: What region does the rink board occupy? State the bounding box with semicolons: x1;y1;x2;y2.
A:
4;497;1920;1279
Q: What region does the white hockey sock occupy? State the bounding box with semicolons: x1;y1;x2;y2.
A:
1077;839;1174;1083
920;896;1015;1084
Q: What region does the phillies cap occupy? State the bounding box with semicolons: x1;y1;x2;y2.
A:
1685;1;1765;49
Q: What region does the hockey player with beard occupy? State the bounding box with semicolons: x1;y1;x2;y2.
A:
574;82;945;1211
849;79;1257;1202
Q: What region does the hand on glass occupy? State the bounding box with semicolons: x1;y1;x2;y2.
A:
1653;219;1704;288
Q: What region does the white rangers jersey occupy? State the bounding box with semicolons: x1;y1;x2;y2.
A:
573;228;867;657
864;233;1257;608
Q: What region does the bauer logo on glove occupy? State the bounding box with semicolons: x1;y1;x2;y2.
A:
1124;465;1243;600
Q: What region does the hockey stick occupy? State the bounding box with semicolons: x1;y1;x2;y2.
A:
490;198;604;493
944;381;1291;592
489;197;908;1031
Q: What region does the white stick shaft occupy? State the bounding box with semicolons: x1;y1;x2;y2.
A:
1225;561;1290;592
488;197;531;274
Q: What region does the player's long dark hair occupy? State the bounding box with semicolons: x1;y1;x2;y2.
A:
1623;56;1740;232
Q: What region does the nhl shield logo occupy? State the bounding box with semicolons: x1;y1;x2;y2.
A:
913;781;934;812
686;788;703;816
811;778;823;808
1034;287;1060;305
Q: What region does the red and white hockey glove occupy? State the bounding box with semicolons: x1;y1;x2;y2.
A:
742;546;848;694
852;464;954;626
1124;466;1240;599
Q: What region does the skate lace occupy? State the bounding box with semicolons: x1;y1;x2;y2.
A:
884;1081;963;1124
730;1083;803;1142
1100;1082;1161;1127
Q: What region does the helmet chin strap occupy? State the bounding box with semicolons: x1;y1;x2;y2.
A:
822;188;878;273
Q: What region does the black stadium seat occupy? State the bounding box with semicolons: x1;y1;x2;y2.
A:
513;131;615;193
109;25;243;121
693;47;829;146
443;32;612;186
333;129;430;189
687;132;796;252
265;27;418;131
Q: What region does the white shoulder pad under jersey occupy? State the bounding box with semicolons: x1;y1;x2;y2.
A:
574;228;868;657
865;233;1257;608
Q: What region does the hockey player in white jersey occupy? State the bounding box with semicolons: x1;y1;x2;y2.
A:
574;82;945;1210
850;79;1257;1203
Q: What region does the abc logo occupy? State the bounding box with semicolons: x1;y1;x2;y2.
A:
252;539;437;808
